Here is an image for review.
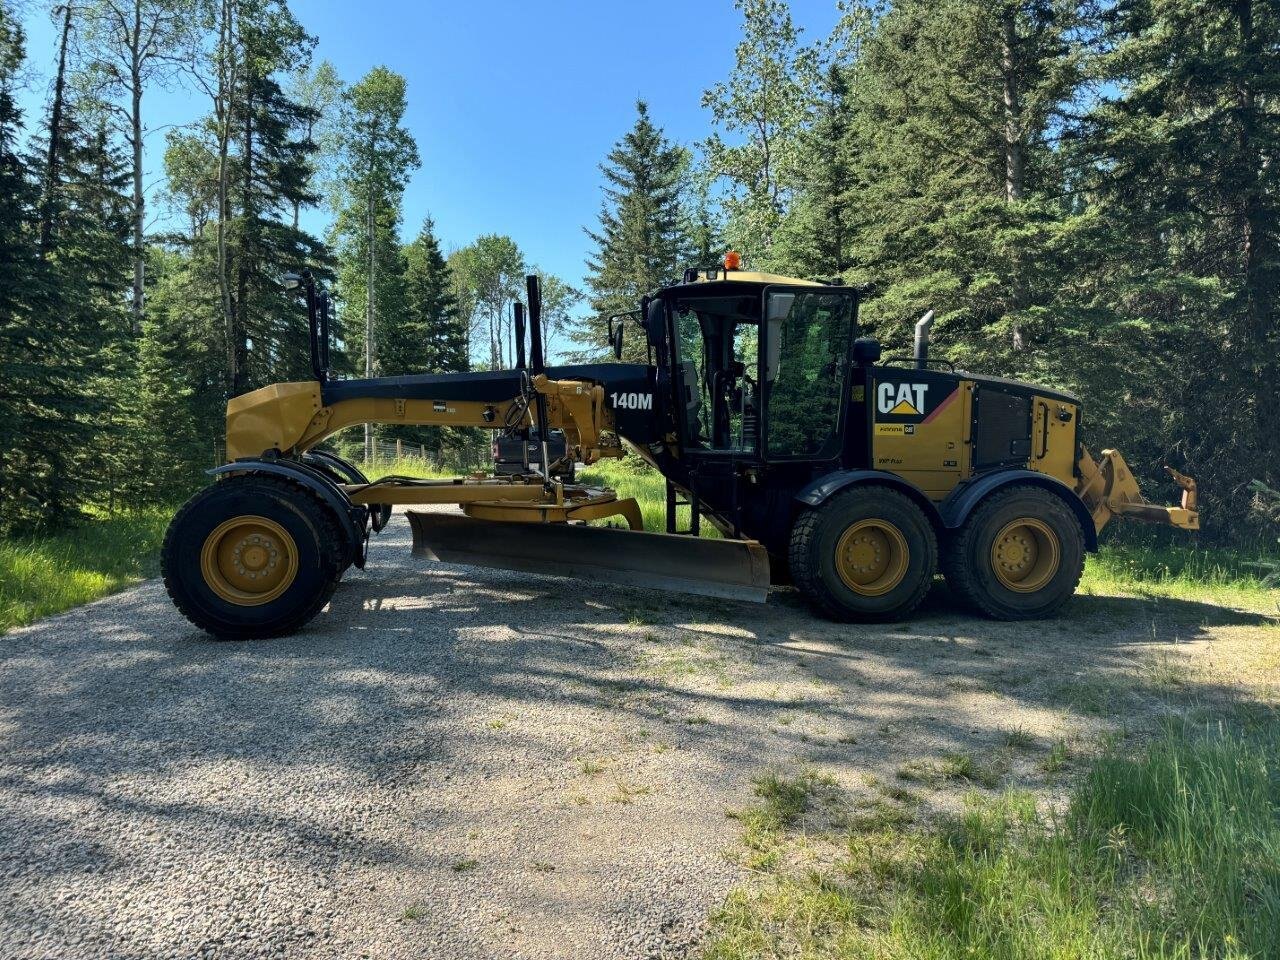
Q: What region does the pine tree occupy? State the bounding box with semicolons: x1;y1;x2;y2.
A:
577;100;686;362
230;6;330;389
382;216;464;375
0;6;54;531
1077;0;1280;538
378;217;468;452
846;0;1083;373
774;61;858;280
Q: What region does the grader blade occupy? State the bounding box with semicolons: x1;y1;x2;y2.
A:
408;512;771;603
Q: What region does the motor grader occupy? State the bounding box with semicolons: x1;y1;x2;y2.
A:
162;257;1198;638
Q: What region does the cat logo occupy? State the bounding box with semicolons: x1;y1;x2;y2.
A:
877;382;928;416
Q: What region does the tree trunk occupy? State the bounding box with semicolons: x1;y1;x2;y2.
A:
1000;3;1028;351
235;68;253;397
38;2;73;257
364;190;375;462
215;0;237;395
129;0;145;334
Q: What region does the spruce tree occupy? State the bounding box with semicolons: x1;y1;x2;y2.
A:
1078;0;1280;538
846;0;1083;374
0;7;53;531
774;61;858;280
382;216;464;376
578;100;686;362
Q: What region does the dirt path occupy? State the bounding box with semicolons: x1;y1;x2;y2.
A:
1;513;1273;960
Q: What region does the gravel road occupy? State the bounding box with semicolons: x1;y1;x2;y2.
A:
1;512;1264;959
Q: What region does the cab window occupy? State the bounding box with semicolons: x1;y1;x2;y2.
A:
673;299;759;453
763;290;854;458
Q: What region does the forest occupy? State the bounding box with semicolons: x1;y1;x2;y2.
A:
0;0;1276;546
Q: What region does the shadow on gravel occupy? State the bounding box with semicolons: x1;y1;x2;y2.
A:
1;547;1272;890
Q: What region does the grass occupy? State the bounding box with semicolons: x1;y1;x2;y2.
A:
705;715;1280;960
0;507;171;633
1082;541;1278;610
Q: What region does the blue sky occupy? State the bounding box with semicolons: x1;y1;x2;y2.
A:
14;0;843;291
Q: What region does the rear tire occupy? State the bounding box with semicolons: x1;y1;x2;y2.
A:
162;475;346;639
942;485;1085;620
789;486;937;622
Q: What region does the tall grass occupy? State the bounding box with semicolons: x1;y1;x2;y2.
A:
1;508;171;632
707;719;1280;959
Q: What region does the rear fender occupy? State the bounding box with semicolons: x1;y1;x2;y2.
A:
795;470;945;533
940;470;1098;552
208;458;369;568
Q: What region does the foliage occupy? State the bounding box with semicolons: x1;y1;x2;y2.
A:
0;506;170;631
706;718;1280;959
577;100;689;363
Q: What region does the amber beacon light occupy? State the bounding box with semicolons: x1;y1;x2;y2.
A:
723;250;742;271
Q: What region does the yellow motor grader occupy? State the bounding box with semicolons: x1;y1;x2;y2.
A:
162;259;1198;638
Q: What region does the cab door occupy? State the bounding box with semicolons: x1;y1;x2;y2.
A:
759;287;858;464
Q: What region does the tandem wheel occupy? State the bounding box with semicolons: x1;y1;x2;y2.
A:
162;475;348;639
788;486;938;622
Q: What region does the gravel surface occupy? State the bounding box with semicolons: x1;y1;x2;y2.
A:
1;511;1267;959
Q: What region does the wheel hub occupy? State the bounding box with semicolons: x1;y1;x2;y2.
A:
990;518;1060;593
201;516;299;606
836;520;909;596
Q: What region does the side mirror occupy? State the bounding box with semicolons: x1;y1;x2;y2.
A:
608;316;625;360
282;272;303;292
853;337;882;366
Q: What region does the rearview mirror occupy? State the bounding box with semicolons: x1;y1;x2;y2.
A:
608;316;625;360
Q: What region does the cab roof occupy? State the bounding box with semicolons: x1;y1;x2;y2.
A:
671;266;834;289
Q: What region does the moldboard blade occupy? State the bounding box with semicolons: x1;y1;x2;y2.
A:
408;512;771;603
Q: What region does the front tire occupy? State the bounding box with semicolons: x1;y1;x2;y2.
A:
942;485;1085;620
789;486;938;622
162;475;346;639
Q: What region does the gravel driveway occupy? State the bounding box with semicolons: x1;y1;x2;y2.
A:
1;512;1265;959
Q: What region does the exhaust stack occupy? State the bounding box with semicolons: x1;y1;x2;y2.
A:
913;309;936;370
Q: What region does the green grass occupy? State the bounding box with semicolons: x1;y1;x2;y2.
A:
1;508;171;633
1082;542;1278;610
705;716;1280;959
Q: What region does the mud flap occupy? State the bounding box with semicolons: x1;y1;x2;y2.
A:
408;512;771;603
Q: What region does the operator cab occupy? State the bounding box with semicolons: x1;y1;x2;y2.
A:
653;264;859;464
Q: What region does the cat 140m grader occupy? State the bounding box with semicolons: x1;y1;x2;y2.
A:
161;256;1199;638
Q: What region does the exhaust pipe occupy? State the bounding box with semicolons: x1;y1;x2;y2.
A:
913;309;936;370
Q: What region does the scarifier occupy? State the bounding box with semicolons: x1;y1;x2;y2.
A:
162;258;1198;638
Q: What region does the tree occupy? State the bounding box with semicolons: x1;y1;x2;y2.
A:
0;6;53;531
700;0;816;262
844;0;1082;368
381;216;464;375
77;0;194;332
286;57;340;228
1075;0;1280;537
451;233;524;371
532;271;583;361
331;64;418;458
577;101;686;363
773;60;858;280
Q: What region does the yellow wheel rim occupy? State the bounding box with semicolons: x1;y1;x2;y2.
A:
835;520;910;597
990;518;1060;593
200;515;299;606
